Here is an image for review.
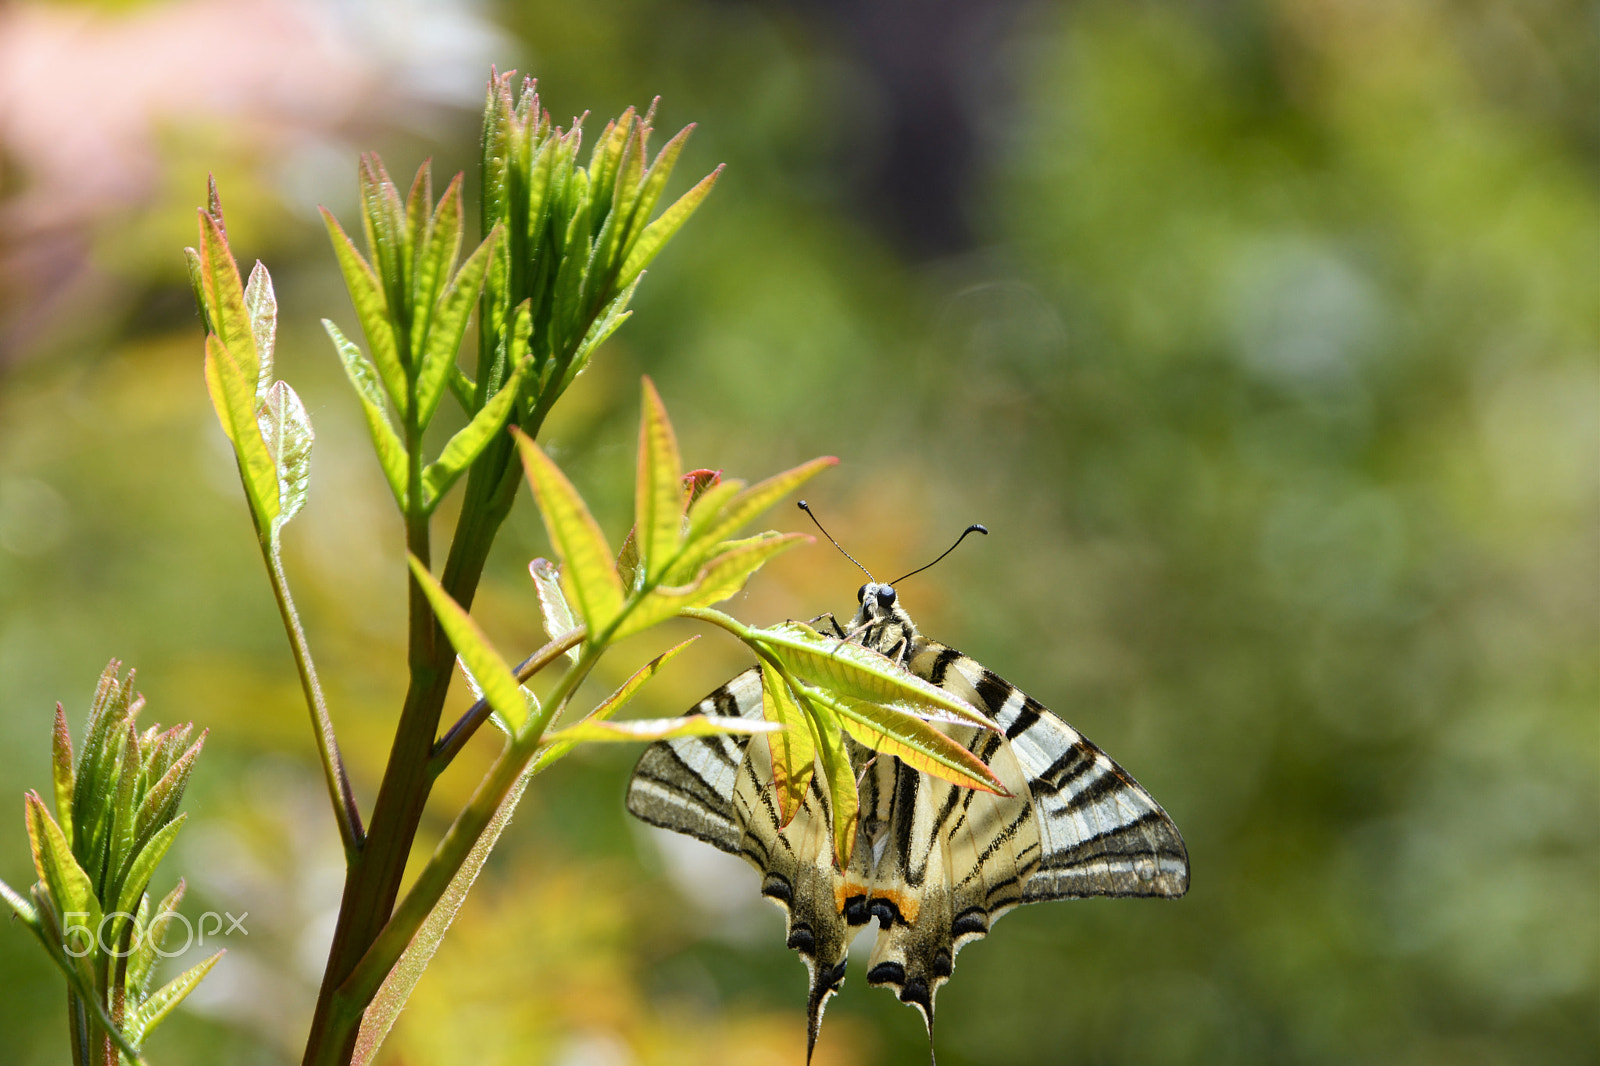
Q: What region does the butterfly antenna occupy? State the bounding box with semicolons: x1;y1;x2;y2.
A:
888;524;988;586
798;500;874;581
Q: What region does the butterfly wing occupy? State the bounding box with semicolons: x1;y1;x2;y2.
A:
913;643;1190;901
847;725;1040;1039
625;668;854;1062
842;641;1189;1039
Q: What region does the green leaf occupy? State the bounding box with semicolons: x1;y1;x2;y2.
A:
617;164;722;284
532;636;701;776
258;380;313;535
419;347;529;512
405;166;443;353
322;208;405;411
243;261;277;395
325;319;408;508
455;658;538;739
802;695;858;871
753;621;995;727
634;377;683;583
415;223;498;429
0;876;40;929
546;715;779;744
809;688;1005;795
113;814;186;919
359;155;409;340
128;879;185;999
107;721;143;896
760;658;815;827
513;431;625;636
664;456;837;584
25;792;102;955
528;559;582;664
622;124;694;253
557;276;637;395
205;334;279;530
134;731;205;841
352;759;528;1066
51;705;74;854
612;531;810;640
126;950;223;1045
195;208;255;374
407;555;530;733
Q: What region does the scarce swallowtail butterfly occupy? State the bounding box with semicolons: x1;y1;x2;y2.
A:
626;508;1188;1061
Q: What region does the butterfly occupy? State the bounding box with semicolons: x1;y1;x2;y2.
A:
626;537;1189;1062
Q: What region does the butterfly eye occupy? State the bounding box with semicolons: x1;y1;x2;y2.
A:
876;586;897;608
856;584;868;605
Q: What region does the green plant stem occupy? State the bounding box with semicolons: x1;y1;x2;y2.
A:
260;537;363;857
300;447;526;1066
333;637;602;1021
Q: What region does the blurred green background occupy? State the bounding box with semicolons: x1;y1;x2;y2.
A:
1;0;1595;1063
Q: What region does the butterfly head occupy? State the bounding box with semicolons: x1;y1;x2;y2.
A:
852;582;920;661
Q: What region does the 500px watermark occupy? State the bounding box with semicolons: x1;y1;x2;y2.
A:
62;911;247;959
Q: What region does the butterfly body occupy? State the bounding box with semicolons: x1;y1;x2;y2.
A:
626;582;1188;1059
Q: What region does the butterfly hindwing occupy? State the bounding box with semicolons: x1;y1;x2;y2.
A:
626;668;854;1061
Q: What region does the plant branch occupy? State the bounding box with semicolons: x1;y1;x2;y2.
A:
260;536;364;857
429;627;587;775
335;637;603;1013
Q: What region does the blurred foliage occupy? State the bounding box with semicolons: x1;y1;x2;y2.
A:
0;1;1594;1065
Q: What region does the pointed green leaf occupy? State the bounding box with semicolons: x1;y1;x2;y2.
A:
811;689;1004;795
416;223;498;429
557;276;637;395
25;792;101;951
126;950;223;1044
513;431;624;636
360;154;409;333
529;559;582;664
622;124;692;252
455;657;538;739
243;261;277;394
51;705;74;854
753;621;995;727
801;695;857;870
407;555;530;733
108;720;142;893
447;365;476;413
135;731;204;841
664;456;836;584
404;164;436;328
325;319;408;508
760;658;814;827
617;164;722;284
114;814;185;919
352;755;529;1066
258;380;313;534
612;531;810;640
547;715;779;744
195;208;255;372
635;377;683;583
322;208;406;410
419;348;529;512
205;334;279;529
128;879;185;999
532;636;701;773
411;171;463;369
